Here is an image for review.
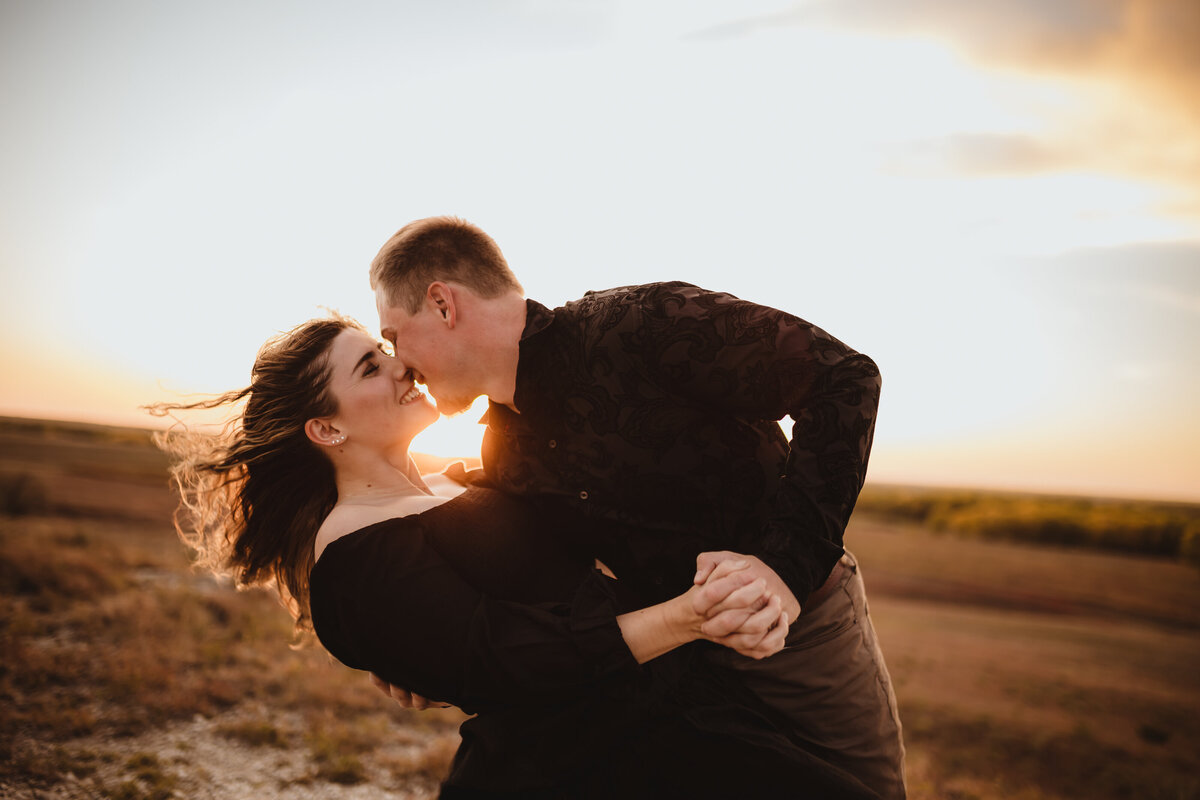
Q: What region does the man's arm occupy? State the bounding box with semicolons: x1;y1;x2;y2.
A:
627;283;882;606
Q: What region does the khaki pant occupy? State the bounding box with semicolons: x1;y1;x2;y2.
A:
707;551;907;800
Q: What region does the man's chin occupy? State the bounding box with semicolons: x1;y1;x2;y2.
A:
433;395;477;418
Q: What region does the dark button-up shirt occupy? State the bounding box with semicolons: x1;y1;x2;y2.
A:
480;281;881;605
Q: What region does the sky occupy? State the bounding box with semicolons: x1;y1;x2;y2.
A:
1;0;1198;502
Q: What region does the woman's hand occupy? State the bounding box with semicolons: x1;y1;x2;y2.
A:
695;550;801;620
686;558;789;660
612;558;787;664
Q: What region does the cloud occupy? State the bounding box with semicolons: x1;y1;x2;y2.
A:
1127;284;1200;315
1113;361;1169;383
692;0;1198;89
1028;240;1200;325
884;133;1072;176
699;0;1200;123
806;0;1130;67
885;121;1198;191
690;0;1200;204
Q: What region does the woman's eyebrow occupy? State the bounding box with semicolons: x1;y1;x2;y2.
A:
353;350;376;375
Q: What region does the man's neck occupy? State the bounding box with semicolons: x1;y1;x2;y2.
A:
479;293;527;411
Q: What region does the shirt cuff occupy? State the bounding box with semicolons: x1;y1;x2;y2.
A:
569;571;641;678
759;537;844;607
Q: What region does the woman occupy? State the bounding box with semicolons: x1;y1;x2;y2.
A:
156;315;878;799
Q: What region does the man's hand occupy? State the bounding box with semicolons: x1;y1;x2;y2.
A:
368;673;452;710
684;556;789;660
693;551;799;660
695;551;801;620
703;594;789;660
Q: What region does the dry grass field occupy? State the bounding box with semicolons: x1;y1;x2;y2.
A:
2;416;1198;799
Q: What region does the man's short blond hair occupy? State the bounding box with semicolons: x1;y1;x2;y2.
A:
370;216;523;314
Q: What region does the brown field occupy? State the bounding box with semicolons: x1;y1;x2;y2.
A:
2;416;1198;799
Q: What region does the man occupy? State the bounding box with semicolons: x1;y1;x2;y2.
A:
369;216;905;799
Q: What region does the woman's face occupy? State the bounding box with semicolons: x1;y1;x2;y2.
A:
321;328;439;455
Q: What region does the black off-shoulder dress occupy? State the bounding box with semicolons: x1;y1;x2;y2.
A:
309;486;878;799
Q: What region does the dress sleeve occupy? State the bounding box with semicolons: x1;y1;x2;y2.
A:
622;283;882;603
310;522;639;714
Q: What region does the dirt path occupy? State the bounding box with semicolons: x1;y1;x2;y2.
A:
3;710;450;800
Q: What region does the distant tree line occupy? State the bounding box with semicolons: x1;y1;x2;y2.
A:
855;485;1200;566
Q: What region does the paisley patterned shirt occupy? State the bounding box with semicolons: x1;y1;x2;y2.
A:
479;282;881;606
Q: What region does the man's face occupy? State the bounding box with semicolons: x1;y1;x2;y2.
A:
375;287;480;416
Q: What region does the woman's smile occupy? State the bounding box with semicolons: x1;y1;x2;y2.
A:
398;384;424;405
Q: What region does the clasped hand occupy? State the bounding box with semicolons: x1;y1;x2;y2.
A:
688;551;795;660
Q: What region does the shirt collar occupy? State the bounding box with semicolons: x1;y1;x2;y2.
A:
520;298;555;341
481;298;555;425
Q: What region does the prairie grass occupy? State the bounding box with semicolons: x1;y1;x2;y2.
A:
849;515;1200;631
380;735;461;782
0;512;463;795
852;519;1200;800
2;415;1198;799
216;719;290;748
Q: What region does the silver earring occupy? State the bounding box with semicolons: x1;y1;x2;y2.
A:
331;434;346;445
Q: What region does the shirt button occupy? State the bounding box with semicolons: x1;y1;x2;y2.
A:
579;490;589;500
548;439;557;449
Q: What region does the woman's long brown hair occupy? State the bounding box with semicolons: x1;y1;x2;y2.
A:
151;315;364;634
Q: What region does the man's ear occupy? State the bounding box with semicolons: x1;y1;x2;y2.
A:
305;417;344;448
427;281;457;328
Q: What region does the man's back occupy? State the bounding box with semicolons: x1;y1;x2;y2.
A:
481;281;880;605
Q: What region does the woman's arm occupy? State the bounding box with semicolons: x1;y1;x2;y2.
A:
617;559;788;663
312;526;785;713
365;559;789;710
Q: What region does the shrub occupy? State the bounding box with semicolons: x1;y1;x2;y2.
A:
1;473;47;516
1181;522;1200;569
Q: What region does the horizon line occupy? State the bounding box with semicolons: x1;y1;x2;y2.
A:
3;411;1197;508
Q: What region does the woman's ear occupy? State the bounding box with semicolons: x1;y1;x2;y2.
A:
305;417;345;448
427;281;457;328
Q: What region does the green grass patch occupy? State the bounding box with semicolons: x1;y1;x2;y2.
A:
858;484;1200;563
